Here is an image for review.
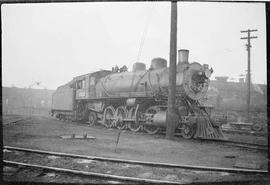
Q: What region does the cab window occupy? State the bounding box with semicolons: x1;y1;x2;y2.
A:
77;79;86;89
82;79;86;88
90;77;95;86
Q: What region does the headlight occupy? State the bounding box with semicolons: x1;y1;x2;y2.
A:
204;69;212;78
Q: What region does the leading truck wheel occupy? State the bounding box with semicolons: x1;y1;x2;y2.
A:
88;112;97;126
181;124;196;139
143;107;160;135
103;106;115;128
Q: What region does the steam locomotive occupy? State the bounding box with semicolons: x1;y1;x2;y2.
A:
51;50;226;140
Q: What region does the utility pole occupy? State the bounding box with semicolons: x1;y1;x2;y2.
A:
166;0;178;139
240;29;258;121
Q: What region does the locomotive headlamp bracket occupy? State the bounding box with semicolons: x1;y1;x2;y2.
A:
204;69;212;78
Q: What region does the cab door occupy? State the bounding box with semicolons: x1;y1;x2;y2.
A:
76;78;87;99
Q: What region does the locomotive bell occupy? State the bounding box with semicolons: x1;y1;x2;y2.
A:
178;49;189;64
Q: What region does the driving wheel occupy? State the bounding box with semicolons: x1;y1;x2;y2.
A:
127;107;141;132
115;106;128;130
103;106;115;128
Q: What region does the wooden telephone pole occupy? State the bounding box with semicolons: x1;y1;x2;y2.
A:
240;29;258;121
166;0;178;139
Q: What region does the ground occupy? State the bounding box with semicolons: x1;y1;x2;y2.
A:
3;115;267;172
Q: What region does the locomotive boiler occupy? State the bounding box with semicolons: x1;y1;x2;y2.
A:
51;50;226;140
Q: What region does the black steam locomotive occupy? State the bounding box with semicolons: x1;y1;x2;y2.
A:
51;50;226;140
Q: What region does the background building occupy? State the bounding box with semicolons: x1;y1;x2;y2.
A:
2;87;54;116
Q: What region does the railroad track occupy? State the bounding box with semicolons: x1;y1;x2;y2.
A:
3;116;32;125
58;118;267;152
7;117;267;153
173;133;268;152
3;146;268;184
58;121;268;152
222;128;268;137
203;139;268;152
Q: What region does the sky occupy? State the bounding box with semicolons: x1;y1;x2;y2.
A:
2;2;266;89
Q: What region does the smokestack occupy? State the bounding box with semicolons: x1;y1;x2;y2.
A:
178;49;189;64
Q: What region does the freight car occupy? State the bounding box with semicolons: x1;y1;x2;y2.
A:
51;50;226;140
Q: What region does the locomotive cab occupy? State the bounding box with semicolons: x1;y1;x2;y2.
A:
71;70;113;100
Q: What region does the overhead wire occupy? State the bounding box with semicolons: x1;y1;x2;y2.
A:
136;2;156;63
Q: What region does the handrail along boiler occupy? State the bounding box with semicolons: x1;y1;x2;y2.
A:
51;50;226;139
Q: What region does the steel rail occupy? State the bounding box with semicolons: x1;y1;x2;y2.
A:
222;129;267;137
4;117;32;125
221;143;268;151
197;137;267;150
4;146;268;174
217;140;267;149
174;133;268;151
3;160;181;184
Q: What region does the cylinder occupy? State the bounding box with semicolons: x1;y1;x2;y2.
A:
153;111;167;127
132;62;146;72
178;49;189;64
150;58;167;70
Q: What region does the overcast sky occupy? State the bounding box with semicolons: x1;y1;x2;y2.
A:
2;2;266;89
